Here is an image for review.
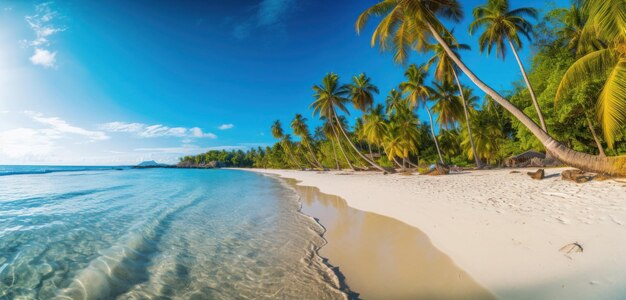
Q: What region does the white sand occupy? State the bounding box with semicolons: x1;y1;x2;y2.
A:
241;168;626;299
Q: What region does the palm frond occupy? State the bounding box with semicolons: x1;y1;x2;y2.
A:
597;60;626;148
556;49;618;102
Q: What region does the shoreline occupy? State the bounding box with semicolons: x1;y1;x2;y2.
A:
275;175;493;299
239;168;626;299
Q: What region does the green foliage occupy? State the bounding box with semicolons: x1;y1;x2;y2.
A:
180;0;626;170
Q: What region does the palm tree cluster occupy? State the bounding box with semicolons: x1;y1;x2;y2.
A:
351;0;626;176
182;0;626;176
268;65;507;172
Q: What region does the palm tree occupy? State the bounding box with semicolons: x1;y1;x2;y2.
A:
438;128;462;162
426;32;482;167
554;3;603;57
430;80;464;130
557;0;626;150
311;73;387;171
469;0;547;133
358;0;626;176
363;104;388;156
281;134;302;168
310;75;355;171
461;108;506;165
384;88;405;116
347;73;379;111
271;120;301;168
354;117;372;158
321;117;342;170
400;64;445;164
347;73;380;160
291;114;323;168
385;103;420;169
356;0;462;64
271;120;284;139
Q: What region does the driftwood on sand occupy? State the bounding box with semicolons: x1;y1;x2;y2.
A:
560;242;584;254
561;169;594;183
527;169;545;180
426;163;450;176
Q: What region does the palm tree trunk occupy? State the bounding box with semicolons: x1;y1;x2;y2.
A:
305;142;324;168
392;156;403;169
428;23;626;176
332;108;387;172
367;142;374;160
330;118;355;171
425;106;445;164
300;147;318;168
283;143;302;169
507;38;547;133
452;68;482;168
329;137;341;170
303;155;317;168
586;115;606;157
343;138;364;167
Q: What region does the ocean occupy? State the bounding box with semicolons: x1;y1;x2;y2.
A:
0;167;346;299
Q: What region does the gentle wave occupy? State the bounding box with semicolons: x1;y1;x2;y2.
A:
0;166;129;177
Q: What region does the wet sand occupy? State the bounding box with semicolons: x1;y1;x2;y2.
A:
285;178;494;299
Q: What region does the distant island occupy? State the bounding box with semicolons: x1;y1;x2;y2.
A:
133;156;235;169
133;160;173;169
136;160;169;167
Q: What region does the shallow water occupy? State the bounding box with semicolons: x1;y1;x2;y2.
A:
0;168;345;299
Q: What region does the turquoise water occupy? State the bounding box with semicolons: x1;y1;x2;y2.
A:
0;167;346;299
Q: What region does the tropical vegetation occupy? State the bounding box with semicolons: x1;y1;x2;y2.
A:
181;0;626;176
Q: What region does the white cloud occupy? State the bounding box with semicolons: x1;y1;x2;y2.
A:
190;127;217;138
29;48;57;68
99;121;217;139
218;123;234;130
99;121;144;133
0;112;108;160
26;111;108;141
24;2;64;68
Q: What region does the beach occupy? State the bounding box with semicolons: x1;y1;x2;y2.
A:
244;168;626;299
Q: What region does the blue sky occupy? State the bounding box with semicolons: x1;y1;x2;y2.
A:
0;0;567;165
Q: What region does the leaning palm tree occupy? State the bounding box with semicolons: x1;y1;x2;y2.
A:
557;0;626;150
271;120;301;168
358;0;626;176
321;117;342;170
400;64;445;164
469;0;547;133
311;73;386;171
426;33;482;167
291;114;323;168
281;134;302;169
354;117;372;158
